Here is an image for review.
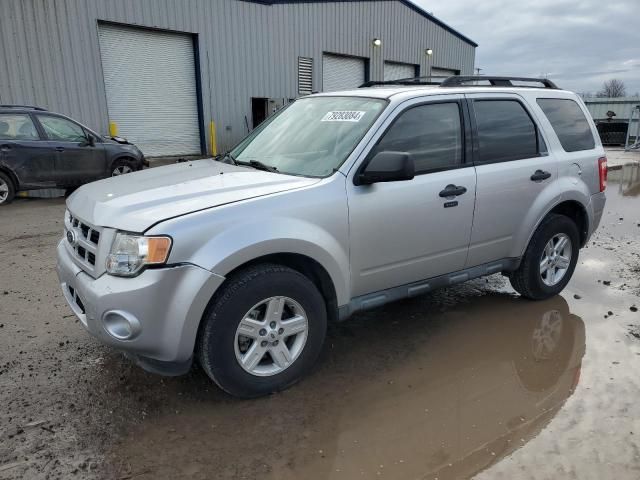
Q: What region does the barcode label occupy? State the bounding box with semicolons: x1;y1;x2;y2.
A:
321;111;366;122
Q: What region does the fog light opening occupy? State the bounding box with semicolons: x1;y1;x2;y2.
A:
102;310;141;340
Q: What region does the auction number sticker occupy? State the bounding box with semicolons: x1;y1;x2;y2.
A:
321;111;366;122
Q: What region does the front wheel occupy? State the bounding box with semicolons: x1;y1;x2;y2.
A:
197;264;327;398
111;158;137;176
509;214;580;300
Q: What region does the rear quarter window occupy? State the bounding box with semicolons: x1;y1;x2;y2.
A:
536;98;595;152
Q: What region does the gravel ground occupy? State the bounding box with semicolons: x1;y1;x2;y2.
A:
1;165;639;480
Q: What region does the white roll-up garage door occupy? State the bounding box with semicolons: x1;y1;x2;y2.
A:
431;67;459;83
384;62;416;81
322;54;366;92
98;24;201;157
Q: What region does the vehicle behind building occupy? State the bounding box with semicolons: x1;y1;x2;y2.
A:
56;76;606;397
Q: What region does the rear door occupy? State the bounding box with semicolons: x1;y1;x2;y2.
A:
35;114;106;186
0;112;56;188
465;93;557;267
347;95;476;296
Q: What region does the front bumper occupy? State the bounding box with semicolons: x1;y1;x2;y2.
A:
56;240;224;370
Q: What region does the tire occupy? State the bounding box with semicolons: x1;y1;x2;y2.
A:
111;158;137;176
0;171;16;205
510;214;580;300
197;263;327;398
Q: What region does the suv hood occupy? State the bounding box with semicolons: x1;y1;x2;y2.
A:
67;159;320;232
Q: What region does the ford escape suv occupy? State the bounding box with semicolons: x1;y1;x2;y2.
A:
56;76;607;398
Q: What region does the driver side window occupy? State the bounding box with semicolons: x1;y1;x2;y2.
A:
37;115;87;142
372;102;463;174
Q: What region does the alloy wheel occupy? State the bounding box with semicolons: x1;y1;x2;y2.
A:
539;233;572;287
0;178;8;203
112;165;133;176
234;296;309;377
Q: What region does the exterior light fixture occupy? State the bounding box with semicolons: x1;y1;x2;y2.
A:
425;48;433;56
372;38;382;47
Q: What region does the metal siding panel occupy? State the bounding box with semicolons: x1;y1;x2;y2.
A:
0;0;475;152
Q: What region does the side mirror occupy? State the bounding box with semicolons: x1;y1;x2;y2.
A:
355;151;415;186
80;135;95;147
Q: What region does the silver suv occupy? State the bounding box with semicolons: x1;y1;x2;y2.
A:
56;76;607;397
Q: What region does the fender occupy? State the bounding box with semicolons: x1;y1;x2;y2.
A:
147;178;352;306
194;218;350;306
510;175;591;258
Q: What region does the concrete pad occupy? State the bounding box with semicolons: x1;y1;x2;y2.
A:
605;147;640;171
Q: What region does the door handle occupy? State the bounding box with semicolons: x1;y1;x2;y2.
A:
530;170;551;181
55;147;65;152
439;184;467;198
0;144;11;152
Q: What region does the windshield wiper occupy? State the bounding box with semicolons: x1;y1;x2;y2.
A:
236;159;278;172
214;150;237;165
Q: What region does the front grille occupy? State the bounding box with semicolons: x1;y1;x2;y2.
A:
65;211;104;275
69;212;100;246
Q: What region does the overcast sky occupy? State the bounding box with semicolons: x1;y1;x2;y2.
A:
413;0;640;95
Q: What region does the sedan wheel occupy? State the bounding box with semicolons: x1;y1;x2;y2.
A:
0;172;15;205
0;178;9;203
112;165;133;176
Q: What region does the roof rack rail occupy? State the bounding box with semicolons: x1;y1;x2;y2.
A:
360;76;441;88
440;76;559;89
0;104;48;111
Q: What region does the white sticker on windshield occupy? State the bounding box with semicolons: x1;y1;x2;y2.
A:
321;111;366;122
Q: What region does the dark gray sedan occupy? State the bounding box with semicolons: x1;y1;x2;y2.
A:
0;105;147;205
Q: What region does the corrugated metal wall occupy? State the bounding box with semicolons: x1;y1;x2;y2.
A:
584;98;640;120
0;0;476;153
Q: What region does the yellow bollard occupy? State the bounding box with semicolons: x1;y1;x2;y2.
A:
209;121;218;156
109;121;118;137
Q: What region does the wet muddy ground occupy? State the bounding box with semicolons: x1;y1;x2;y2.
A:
1;165;640;480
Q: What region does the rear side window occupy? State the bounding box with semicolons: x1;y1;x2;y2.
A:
372;102;463;173
0;114;39;140
537;98;595;152
473;100;538;163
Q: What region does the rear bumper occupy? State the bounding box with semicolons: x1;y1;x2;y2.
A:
587;191;606;241
56;239;224;367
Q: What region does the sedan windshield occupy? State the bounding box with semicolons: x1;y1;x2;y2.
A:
231;96;387;177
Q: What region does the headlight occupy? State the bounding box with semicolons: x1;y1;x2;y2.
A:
106;233;172;277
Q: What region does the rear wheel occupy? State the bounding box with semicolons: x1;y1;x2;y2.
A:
197;264;327;398
0;172;15;205
510;214;580;300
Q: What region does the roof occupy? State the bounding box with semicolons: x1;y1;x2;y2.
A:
311;85;575;101
241;0;478;47
0;105;47;112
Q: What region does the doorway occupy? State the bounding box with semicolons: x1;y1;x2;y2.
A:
251;98;268;129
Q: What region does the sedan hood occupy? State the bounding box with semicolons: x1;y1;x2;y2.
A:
67;159;320;232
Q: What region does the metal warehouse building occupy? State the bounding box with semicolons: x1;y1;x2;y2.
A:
0;0;476;157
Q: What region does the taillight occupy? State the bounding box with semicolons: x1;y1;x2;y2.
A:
598;156;607;192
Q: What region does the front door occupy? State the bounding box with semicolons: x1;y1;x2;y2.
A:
465;94;557;267
347;97;476;297
0;113;56;188
35;114;105;186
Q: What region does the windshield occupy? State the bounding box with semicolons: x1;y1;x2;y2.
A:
231;96;387;177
